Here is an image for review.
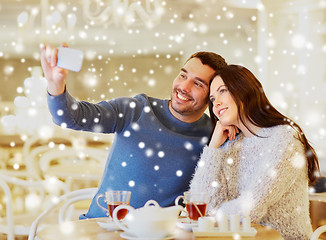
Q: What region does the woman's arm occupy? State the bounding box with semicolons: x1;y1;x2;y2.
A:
209;121;238;148
189;146;229;215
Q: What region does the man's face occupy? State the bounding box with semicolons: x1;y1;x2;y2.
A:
169;57;216;123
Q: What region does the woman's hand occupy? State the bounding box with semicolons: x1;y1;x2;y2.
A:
40;43;69;96
209;121;239;148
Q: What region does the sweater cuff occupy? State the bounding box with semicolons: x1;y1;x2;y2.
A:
200;145;223;162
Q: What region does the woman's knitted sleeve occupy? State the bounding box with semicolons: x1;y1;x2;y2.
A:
189;145;228;216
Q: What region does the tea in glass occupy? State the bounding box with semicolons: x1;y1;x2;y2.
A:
185;202;207;221
96;190;131;220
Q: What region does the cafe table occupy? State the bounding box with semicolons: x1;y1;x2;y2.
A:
36;217;284;240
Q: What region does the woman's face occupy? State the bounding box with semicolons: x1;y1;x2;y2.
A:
209;75;239;127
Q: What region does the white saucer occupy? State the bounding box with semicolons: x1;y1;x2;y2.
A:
120;232;176;240
176;218;198;231
96;218;120;231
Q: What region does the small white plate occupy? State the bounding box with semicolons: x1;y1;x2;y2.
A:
192;227;257;237
176;218;198;231
96;218;120;231
120;232;175;240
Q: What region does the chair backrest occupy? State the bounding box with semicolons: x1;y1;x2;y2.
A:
38;146;107;173
28;187;98;240
0;173;68;240
23;134;75;180
58;188;98;223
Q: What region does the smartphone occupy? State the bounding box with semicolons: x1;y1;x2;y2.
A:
57;47;84;72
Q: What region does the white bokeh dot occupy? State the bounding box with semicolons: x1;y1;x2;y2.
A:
211;181;219;188
158;151;165;158
198;160;205;167
144;106;151;113
129;180;135;187
131;123;140;131
227;158;234;164
59;144;66;150
121;161;127;167
71;103;78;110
154;165;159;171
200;137;208;145
57;109;64;116
138;142;145;149
123;131;131;137
129;102;136;108
48;142;55;148
145;148;154;157
184;141;193;151
176;170;183;177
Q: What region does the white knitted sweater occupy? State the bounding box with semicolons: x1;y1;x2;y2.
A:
189;125;313;240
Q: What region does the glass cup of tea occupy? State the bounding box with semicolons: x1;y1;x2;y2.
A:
96;190;131;220
175;191;208;221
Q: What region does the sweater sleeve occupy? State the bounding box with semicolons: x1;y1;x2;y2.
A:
47;91;143;134
189;146;229;216
217;129;306;222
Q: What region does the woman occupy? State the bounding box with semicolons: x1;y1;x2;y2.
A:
189;65;319;240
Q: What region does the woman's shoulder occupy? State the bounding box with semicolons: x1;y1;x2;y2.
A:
260;124;301;147
267;124;299;137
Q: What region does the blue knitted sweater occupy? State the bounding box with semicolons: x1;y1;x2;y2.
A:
47;91;212;218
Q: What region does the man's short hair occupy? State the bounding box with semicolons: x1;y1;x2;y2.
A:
186;52;227;71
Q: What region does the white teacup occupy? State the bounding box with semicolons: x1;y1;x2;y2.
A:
198;216;215;232
112;200;182;238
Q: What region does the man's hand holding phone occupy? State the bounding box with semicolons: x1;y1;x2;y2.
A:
40;43;84;96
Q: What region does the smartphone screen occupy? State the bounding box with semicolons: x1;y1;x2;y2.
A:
57;47;84;72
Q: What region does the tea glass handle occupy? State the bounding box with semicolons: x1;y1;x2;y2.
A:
112;205;134;233
144;200;159;207
311;225;326;240
175;195;183;206
175;196;188;217
95;194;109;214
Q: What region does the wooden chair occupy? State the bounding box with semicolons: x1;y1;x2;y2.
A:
28;187;98;240
37;146;107;190
0;173;68;240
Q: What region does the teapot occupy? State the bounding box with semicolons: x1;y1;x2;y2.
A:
112;200;183;238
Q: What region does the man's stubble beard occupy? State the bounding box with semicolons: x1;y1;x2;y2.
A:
170;98;208;117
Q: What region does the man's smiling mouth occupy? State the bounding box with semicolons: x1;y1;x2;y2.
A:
176;91;191;101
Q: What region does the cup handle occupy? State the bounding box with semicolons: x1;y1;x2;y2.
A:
175;195;184;206
112;205;134;233
95;194;109;215
144;200;159;207
175;196;188;217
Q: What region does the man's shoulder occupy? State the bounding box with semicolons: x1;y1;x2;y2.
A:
133;93;167;109
134;93;164;103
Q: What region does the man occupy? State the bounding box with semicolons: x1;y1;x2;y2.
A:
40;44;227;218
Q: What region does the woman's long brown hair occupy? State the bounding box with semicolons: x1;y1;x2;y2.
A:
208;65;319;185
